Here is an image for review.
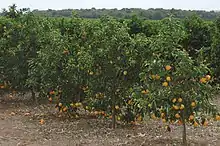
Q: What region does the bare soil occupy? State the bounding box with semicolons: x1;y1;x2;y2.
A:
0;94;220;146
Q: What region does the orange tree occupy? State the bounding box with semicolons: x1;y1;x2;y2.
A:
28;16;97;114
79;16;143;128
135;17;219;145
0;8;46;101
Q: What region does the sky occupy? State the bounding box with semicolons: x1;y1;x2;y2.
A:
1;0;220;11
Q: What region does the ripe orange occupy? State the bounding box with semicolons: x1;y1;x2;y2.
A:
180;104;185;110
200;77;207;83
172;98;177;103
49;91;55;95
189;115;194;120
151;113;156;119
173;105;179;110
58;103;62;107
162;82;168;87
203;120;208;126
215;115;220;121
178;98;183;103
128;100;132;105
162;118;166;123
175;113;181;119
63;50;69;54
63;107;68;112
155;74;160;80
165;65;172;71
191;102;196;107
166;76;171;82
161;112;165;118
39;119;45;125
136;115;142;121
48;97;52;102
194;121;199;127
178;120;183;125
141;89;149;94
205;75;211;81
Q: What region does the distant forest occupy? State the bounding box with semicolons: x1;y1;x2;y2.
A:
30;8;220;20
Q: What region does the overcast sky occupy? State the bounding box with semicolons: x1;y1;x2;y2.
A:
1;0;220;11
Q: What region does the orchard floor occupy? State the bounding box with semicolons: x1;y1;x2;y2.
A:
0;95;220;146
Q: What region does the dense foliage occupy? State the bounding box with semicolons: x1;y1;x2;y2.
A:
1;5;220;145
29;8;220;20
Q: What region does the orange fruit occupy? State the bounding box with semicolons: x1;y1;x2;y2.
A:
165;65;172;71
189;115;194;120
178;120;183;125
39;119;45;125
173;105;179;110
172;98;177;103
162;82;168;87
136;115;142;121
49;91;55;95
175;113;181;119
151;113;156;119
89;71;94;75
200;78;207;83
215;115;220;121
115;105;120;110
203;120;208;126
123;71;128;75
58;103;62;107
191;102;196;107
178;98;183;103
161;112;165;118
166;76;171;82
48;97;52;102
155;74;160;80
194;121;199;127
180;104;185;110
162;118;166;123
63;50;69;54
128;100;132;105
205;75;211;81
63;107;68;112
151;75;156;79
75;115;79;118
94;111;99;115
141;89;149;94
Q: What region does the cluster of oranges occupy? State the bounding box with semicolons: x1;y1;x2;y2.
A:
151;65;172;87
200;74;211;83
162;65;172;87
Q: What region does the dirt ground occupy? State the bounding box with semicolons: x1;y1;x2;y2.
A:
0;94;220;146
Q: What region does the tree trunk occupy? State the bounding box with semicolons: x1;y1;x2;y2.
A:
182;111;187;146
183;120;187;146
112;94;116;129
31;88;38;105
